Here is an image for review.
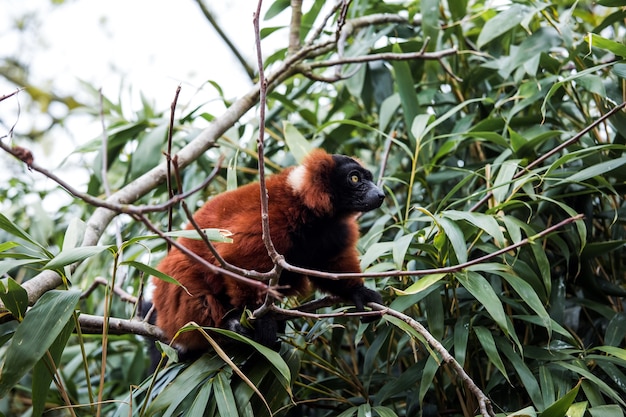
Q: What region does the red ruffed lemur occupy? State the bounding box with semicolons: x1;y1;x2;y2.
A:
151;149;385;353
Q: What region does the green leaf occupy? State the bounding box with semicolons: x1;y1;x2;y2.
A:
594;346;626;361
456;271;508;334
44;245;112;270
147;355;224;415
397;273;447;295
496;271;551;333
0;289;80;398
556;361;626;407
32;319;75;417
210;328;291;385
492;160;519;205
373;405;399;417
605;312;626;346
187;381;213;416
392;233;414;268
443;210;505;246
122;228;233;249
283;121;314;163
0;258;45;276
391;43;419;144
264;0;290;19
0;242;19;253
477;4;528;49
541;62;613;119
437;216;467;264
131;122;168;179
540;380;580;417
554;155;626;186
214;370;239;416
0;213;50;256
123;260;188;290
0;278;29;320
585;33;626;57
227;153;239;191
474;326;509;382
497;338;543;409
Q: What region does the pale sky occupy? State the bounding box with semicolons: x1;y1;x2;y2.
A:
1;0;291;173
0;0;288;209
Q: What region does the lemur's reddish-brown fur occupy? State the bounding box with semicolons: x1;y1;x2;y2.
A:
152;149;383;351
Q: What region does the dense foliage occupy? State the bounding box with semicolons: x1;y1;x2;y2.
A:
1;1;626;416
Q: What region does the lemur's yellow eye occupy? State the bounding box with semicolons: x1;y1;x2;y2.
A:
351;174;359;183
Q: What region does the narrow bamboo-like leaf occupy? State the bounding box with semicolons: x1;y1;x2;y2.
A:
411;114;433;142
396;273;447;295
443;210;505;246
0;289;80;398
556;361;625;406
474;326;509;382
392;233;415;269
492;160;519;205
122;229;233;249
0;213;50;256
594;346;626;361
596;361;626;399
437;216;467;264
227;153;239;191
131;122;168;179
283;121;313;163
496;271;551;333
32;319;75;417
382;315;436;358
62;219;86;252
418;354;440;405
123;261;188;291
555;156;626;186
336;406;359;417
0;242;19;253
147;355;224;414
456;271;508;334
585;33;626;57
391;43;418;143
477;4;528;48
453;316;469;367
211;328;291;385
424;289;444;340
497;338;543;409
214;371;239;416
604;312;626;346
187;381;213;416
44;245;112;270
373;405;399;417
541;62;613;119
0;278;29;320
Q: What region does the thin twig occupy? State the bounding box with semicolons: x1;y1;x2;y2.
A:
165;85;182;242
252;0;284;320
0;88;22;103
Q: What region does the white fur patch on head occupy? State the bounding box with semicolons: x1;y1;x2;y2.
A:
287;164;307;193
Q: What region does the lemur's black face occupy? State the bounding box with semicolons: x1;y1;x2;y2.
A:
331;155;385;213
